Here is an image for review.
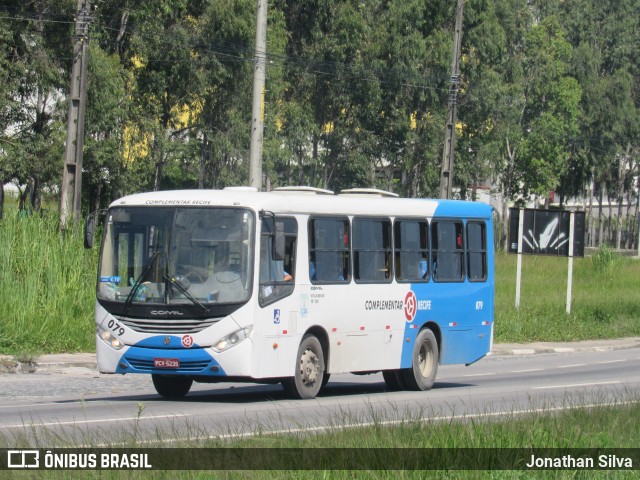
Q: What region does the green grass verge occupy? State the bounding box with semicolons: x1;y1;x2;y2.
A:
2;396;639;478
0;209;98;354
494;250;640;343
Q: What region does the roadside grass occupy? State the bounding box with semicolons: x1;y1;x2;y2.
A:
0;205;639;353
2;393;639;479
494;251;640;343
0;208;97;354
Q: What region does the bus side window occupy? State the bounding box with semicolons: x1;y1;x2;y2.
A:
259;217;297;306
353;218;392;283
431;220;465;282
467;221;487;281
394;219;429;283
309;218;350;283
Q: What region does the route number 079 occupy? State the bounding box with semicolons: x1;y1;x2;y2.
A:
107;319;125;336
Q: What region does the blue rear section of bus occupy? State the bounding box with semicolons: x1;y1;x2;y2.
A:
397;200;494;367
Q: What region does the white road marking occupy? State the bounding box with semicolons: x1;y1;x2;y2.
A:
533;381;622;390
3;414;180;430
0;402;62;409
92;399;640;447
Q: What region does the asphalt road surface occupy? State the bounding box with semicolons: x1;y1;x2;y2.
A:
1;348;639;447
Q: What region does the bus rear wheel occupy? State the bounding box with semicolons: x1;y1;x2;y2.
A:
382;370;405;391
401;328;438;391
152;374;193;398
282;334;325;399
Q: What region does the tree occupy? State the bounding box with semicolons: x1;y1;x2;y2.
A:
121;1;208;191
560;0;640;246
0;0;75;213
81;46;130;212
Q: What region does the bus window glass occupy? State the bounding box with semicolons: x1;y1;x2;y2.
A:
467;221;487;281
259;217;297;306
309;218;350;283
394;220;429;282
431;221;465;282
353;218;392;283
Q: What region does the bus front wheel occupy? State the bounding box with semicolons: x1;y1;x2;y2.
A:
401;328;438;391
152;374;193;398
282;334;325;399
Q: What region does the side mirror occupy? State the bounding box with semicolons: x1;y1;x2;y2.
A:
84;215;96;249
272;221;285;261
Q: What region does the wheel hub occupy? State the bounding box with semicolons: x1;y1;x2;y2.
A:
418;343;433;376
300;348;319;386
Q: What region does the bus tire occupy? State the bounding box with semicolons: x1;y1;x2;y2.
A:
282;334;325;399
401;328;438;391
152;374;193;398
382;370;405;391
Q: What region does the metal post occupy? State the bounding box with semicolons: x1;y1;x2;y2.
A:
566;212;575;314
637;183;640;258
515;209;523;309
60;0;91;227
248;0;267;191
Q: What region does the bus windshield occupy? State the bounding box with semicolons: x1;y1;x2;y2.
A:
97;207;255;308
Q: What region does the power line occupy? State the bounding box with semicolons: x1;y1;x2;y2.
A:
0;14;75;26
2;11;454;94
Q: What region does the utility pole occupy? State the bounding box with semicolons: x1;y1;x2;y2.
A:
248;0;267;191
439;0;464;200
60;0;91;226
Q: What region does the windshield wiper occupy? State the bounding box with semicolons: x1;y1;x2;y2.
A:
122;251;160;316
163;274;209;313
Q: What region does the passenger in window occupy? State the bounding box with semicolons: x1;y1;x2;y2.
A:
271;257;293;282
260;239;293;282
309;261;316;281
418;259;428;279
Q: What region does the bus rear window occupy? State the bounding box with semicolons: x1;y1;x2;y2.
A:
467;221;487;281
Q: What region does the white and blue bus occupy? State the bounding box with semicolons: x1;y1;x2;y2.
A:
90;186;494;399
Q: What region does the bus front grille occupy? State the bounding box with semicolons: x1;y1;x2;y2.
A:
116;317;219;334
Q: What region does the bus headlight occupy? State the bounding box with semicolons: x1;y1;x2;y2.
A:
212;326;253;353
97;327;124;350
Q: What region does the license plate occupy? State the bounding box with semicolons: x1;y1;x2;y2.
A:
154;358;180;368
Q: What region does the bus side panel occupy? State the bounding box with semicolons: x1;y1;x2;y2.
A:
400;279;494;368
250;285;325;379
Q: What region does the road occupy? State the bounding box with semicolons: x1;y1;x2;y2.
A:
1;347;639;447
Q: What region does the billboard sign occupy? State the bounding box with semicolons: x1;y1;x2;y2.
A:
508;208;585;257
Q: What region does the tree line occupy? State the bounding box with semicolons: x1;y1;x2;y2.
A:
0;0;638;248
